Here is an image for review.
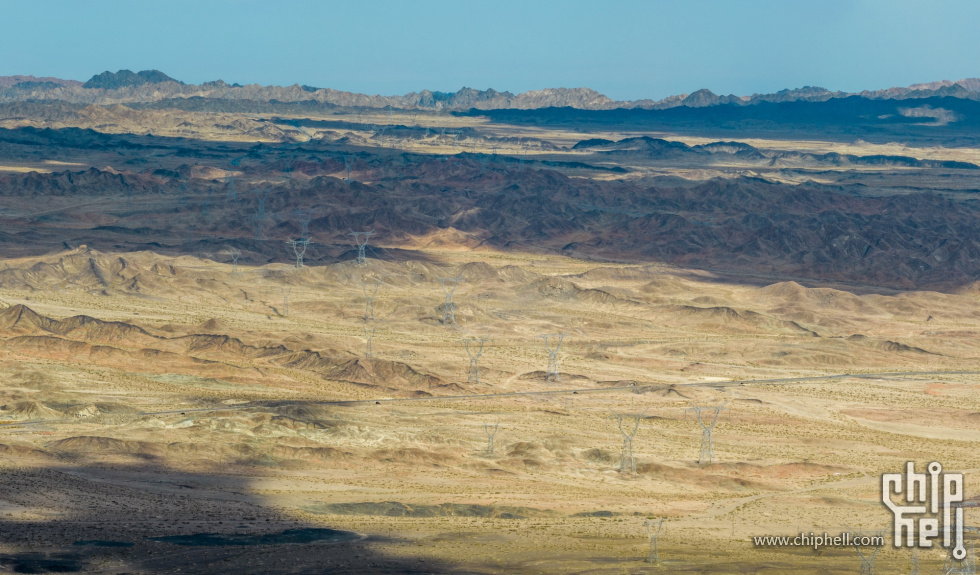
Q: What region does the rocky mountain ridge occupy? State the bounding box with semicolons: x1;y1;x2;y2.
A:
1;69;978;111
2;154;979;290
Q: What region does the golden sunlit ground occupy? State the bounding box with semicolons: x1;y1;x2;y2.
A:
1;240;978;573
1;95;979;572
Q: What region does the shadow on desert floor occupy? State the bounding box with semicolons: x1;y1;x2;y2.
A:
0;458;468;574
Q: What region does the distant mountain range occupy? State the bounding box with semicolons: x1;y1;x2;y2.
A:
0;75;83;89
82;69;181;90
0;69;978;111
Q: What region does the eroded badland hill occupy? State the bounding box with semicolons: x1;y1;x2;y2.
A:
0;74;979;573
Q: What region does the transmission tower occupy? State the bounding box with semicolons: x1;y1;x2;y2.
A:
201;186;213;220
227;247;241;277
945;526;979;575
463;337;490;385
251;188;270;240
687;401;727;465
484;420;498;455
293;209;315;241
644;518;664;564
287;239;311;269
610;410;646;475
537;332;566;382
438;276;463;325
853;529;884;575
364;327;375;358
362;279;381;321
343;156;354;184
224;175;238;203
280;286;291;317
350;230;374;265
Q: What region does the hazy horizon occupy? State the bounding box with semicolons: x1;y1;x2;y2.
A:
3;0;979;101
10;69;980;102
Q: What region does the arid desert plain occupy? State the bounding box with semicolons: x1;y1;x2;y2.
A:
1;75;980;573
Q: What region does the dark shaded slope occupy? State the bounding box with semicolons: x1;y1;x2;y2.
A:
1;139;979;289
466;96;980;145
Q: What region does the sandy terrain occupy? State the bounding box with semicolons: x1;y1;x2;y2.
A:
0;97;978;573
0;242;978;573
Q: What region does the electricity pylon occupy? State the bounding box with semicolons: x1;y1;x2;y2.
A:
350;230;374;265
463;337;490;385
687;401;727;465
362;279;381;321
484;420;499;455
364;327;376;358
286;239;311;269
644;518;664;564
225;175;238;203
610;410;647;475
537;332;566;382
438;276;462;325
251;188;270;240
293;209;315;241
945;526;979;575
280;286;291;318
201;186;213;220
227;247;241;277
853;529;884;575
343;156;354;184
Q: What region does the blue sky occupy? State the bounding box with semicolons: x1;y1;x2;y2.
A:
2;0;978;100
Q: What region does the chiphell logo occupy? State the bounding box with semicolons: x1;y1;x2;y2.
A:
882;462;965;559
